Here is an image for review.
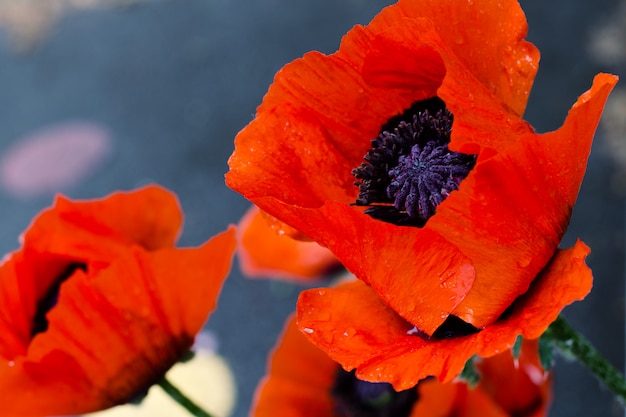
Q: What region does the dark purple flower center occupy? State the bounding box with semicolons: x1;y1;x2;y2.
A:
353;97;476;227
332;368;418;417
31;262;87;338
431;315;480;340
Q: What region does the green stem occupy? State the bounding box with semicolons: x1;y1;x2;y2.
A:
158;376;215;417
544;316;626;404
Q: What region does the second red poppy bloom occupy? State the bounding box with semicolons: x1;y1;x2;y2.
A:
226;0;616;387
0;185;236;415
252;313;551;417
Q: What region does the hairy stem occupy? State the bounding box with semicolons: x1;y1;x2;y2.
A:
544;316;626;405
158;376;214;417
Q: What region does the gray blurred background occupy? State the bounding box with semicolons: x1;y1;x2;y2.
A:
0;0;623;416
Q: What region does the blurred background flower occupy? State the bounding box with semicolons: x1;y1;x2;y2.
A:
0;0;149;50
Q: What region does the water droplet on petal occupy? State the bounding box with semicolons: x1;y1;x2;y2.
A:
406;326;419;336
343;327;356;337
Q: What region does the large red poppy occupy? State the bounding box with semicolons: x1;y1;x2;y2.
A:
226;0;616;386
252;313;551;417
237;205;338;282
0;185;236;415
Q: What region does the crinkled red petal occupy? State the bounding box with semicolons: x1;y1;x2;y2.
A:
297;240;591;390
253;199;475;336
25;185;183;255
392;0;539;116
431;73;616;327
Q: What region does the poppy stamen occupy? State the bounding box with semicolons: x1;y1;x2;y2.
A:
332;368;418;417
353;97;477;227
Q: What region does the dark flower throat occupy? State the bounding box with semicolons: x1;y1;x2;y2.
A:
31;263;87;338
332;368;418;417
353;97;476;227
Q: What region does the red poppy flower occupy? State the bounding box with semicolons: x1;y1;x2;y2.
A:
0;185;236;416
252;313;551;417
226;0;616;386
237;205;338;282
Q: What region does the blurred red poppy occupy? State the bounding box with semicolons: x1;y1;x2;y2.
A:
237;205;338;282
226;0;616;386
252;313;551;417
0;185;236;415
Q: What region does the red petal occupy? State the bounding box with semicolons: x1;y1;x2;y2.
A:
0;351;93;415
297;241;591;389
409;381;458;416
237;206;338;282
393;0;539;116
251;314;337;417
362;29;446;91
261;199;475;335
148;227;236;336
477;339;552;416
361;9;535;155
413;380;513;417
24;185;183;258
430;73;617;327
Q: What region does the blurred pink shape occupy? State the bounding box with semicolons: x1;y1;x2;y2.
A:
0;121;112;198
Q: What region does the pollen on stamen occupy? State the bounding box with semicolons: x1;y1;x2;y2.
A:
353;97;477;227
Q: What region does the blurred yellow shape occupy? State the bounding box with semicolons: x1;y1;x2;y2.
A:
0;0;149;50
87;349;236;417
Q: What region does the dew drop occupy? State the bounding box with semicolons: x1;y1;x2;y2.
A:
303;328;314;334
343;327;356;337
8;361;14;367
